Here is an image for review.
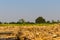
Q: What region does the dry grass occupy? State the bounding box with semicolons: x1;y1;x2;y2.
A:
0;24;60;40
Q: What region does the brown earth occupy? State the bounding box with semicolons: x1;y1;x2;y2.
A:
0;24;60;40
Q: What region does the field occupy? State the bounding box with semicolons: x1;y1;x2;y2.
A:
0;23;60;40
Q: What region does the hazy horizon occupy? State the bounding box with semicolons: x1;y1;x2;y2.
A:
0;0;60;22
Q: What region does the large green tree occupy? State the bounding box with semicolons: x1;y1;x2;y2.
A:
35;17;46;23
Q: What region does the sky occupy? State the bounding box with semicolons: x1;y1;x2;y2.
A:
0;0;60;22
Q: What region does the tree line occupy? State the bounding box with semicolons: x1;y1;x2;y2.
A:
0;16;60;24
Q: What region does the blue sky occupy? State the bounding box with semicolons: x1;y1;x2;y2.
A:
0;0;60;22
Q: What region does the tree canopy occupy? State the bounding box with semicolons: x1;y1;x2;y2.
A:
35;17;46;23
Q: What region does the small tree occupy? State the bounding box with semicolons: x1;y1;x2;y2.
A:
52;20;56;23
4;22;8;24
57;20;60;23
0;22;2;24
35;16;46;23
47;21;50;23
9;22;16;24
17;19;25;24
